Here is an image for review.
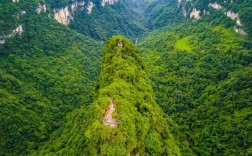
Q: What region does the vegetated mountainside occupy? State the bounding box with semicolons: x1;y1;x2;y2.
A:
1;0;252;155
138;21;252;155
35;36;180;156
0;0;145;42
44;0;146;40
69;0;146;41
142;0;252;36
143;0;185;30
178;0;252;36
0;1;102;155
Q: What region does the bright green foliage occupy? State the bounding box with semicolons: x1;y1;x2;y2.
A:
175;37;192;52
1;0;252;155
189;66;252;155
138;22;252;155
36;36;180;156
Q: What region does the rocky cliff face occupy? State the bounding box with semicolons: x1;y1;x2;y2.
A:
1;0;120;44
54;7;72;25
53;0;86;25
209;3;246;35
52;0;118;25
178;0;247;35
101;0;118;7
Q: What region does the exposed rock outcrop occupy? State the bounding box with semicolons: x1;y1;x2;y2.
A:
209;3;223;10
52;0;118;25
0;25;24;44
208;2;243;27
0;40;5;44
101;0;118;7
190;8;201;21
183;1;246;35
235;27;247;35
36;3;47;14
71;2;77;12
54;7;72;25
78;1;85;6
177;0;182;5
87;1;95;14
103;98;118;128
226;11;242;26
182;7;187;17
20;10;26;15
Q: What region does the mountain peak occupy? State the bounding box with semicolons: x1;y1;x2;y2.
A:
35;36;181;155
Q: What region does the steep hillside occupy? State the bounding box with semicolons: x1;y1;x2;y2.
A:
138;22;252;155
44;0;145;40
1;0;251;155
141;0;252;36
177;0;252;36
0;0;145;43
144;0;185;30
69;0;145;40
0;1;102;155
35;36;180;156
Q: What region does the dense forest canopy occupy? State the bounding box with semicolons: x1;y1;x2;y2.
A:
0;0;251;155
138;22;252;155
35;36;180;155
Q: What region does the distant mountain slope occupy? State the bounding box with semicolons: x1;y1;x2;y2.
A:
69;1;146;40
35;36;180;156
144;0;185;29
0;0;145;43
177;0;252;36
140;0;252;36
138;22;252;155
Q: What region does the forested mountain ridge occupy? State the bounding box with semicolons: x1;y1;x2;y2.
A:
0;0;251;155
35;36;180;156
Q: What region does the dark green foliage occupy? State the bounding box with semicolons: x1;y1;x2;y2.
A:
144;0;185;30
0;1;19;35
0;0;145;42
45;0;68;8
0;7;102;155
69;1;146;41
180;0;252;36
189;66;252;155
35;36;180;156
138;22;252;155
239;6;252;36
